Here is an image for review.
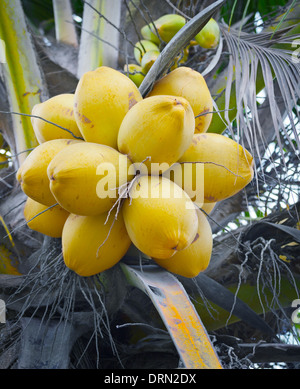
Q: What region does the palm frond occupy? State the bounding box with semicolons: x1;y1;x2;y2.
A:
121;263;223;369
209;21;300;171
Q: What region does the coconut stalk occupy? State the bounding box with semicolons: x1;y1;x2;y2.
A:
0;0;48;166
77;0;122;78
52;0;78;47
121;263;223;369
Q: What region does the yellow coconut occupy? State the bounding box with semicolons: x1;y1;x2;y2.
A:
201;202;217;214
178;133;254;203
153;14;186;43
73;66;143;149
163;161;204;208
147;66;213;134
122;175;198;260
141;49;160;73
47;141;134;216
140;24;161;45
16;139;81;206
24;197;69;238
165;160;219;211
31;94;83;143
194;18;220;49
117;95;195;175
133;40;160;64
62;210;131;277
124;64;145;87
153;208;212;278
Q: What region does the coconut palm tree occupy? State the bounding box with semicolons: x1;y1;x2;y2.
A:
0;0;299;369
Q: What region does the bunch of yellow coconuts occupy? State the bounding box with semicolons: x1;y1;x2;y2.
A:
125;14;221;87
17;65;253;279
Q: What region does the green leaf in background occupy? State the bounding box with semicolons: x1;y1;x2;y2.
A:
21;0;54;27
221;0;287;26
